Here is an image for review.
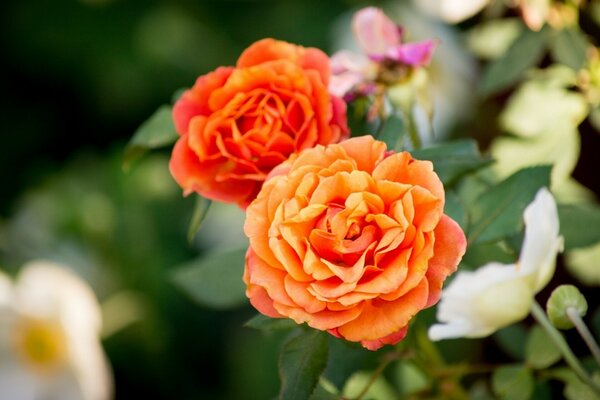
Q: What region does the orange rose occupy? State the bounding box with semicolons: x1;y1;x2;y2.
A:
243;136;466;350
170;38;349;208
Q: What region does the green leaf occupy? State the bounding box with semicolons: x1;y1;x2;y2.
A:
492;365;534;400
559;203;600;250
393;361;430;396
279;329;329;400
468;166;551;245
411;139;491;187
548;368;600;400
378;113;406;151
245;314;298;332
566;242;600;286
466;18;523;60
500;80;587;138
445;190;467;230
494;324;528;360
550;27;589;71
170;248;247;309
323;337;378;391
480;27;548;95
124;105;178;169
525;326;562;369
342;370;398;400
187;195;212;244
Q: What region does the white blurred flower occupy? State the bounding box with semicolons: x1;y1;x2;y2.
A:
0;261;112;400
416;0;489;24
429;188;563;340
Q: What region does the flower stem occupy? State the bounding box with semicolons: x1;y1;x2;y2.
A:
406;109;422;150
531;301;600;394
566;306;600;368
353;352;399;400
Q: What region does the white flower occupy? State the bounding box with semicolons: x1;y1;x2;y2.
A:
416;0;489;24
0;261;112;400
428;188;563;340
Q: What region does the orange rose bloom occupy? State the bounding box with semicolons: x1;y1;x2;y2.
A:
170;38;349;208
243;136;466;350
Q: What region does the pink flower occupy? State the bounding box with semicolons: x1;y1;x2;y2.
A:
330;7;437;99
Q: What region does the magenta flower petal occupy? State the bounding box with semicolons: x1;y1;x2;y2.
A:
386;40;437;67
352;7;402;56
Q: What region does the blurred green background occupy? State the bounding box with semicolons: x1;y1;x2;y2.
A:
1;0;599;399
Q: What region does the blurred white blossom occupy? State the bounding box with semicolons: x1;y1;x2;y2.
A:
429;188;563;340
0;261;112;400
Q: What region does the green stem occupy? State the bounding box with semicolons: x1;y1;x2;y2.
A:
567;306;600;368
353;352;399;400
531;301;600;394
405;108;422;150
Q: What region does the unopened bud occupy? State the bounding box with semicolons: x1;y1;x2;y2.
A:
546;284;588;330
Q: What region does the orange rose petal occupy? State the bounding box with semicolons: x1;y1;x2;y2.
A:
173;67;234;135
170;138;256;204
374;227;405;261
360;326;408;351
339;135;387;172
270;237;312;282
373;152;445;204
337;279;429;342
308;277;357;300
303;245;336;280
375;180;412;205
424;215;467;307
284;276;327;314
355;248;410;294
246;249;295;307
336;290;379;307
378;238;434;301
276;301;363;331
410;186;443;232
246;284;283;318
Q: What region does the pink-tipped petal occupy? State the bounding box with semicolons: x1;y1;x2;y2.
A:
352;7;401;56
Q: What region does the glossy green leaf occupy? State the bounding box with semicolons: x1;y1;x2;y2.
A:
468;166;551;245
551;27;589;71
559;203;600;250
279;329;329;400
378;113;406;151
187;195;212;244
245;314;298;332
124;105;178;169
492;365;534;400
170;248;247;309
411;139;491;186
480;27;548;95
525;326;562;369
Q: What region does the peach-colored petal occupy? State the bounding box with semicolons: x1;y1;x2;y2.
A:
245;249;295;307
339;135;387;173
360;326;408;351
337;279;429;342
373;152;445;204
424;215;467;307
276;301;363;331
284;276;327;314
